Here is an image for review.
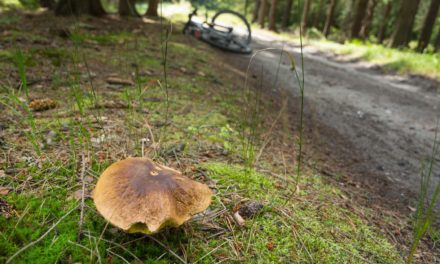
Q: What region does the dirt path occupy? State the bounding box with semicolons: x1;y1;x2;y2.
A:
220;33;440;211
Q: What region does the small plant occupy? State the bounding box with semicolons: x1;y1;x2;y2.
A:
13;48;29;101
407;125;440;263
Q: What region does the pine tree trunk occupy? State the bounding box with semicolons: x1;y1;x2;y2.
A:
343;0;357;34
350;0;369;39
39;0;55;9
323;0;337;37
281;0;293;29
435;28;440;52
313;0;326;29
377;2;392;44
252;0;261;23
146;0;159;17
55;0;106;16
268;0;278;31
390;0;421;48
417;0;440;52
119;0;138;16
258;0;268;28
360;0;378;39
301;0;311;33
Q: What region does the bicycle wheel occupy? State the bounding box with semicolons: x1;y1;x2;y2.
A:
211;10;252;53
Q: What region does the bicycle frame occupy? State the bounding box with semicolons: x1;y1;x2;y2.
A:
183;8;252;54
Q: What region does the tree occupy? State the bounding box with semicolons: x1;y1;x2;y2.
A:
268;0;278;31
436;28;440;51
313;0;326;29
377;1;392;44
417;0;440;52
323;0;337;37
389;0;421;48
360;0;378;39
258;0;268;28
301;0;311;33
281;0;293;30
146;0;160;17
55;0;106;16
252;0;261;23
350;0;369;39
119;0;137;16
39;0;55;9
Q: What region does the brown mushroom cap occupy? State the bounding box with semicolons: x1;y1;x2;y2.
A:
93;157;212;234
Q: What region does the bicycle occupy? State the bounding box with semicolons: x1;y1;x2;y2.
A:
183;8;252;54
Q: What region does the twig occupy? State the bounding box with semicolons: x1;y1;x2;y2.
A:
77;153;87;242
145;235;187;264
83;232;140;262
193;240;228;264
107;249;130;264
7;204;79;263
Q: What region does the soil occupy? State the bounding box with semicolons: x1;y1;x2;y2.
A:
217;33;440;215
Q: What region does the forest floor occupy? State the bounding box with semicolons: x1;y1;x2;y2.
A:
0;10;439;263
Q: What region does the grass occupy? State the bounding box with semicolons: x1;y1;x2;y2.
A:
246;24;440;82
0;10;412;263
408;126;440;263
313;39;440;80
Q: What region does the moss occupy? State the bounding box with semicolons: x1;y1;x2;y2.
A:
198;162;403;263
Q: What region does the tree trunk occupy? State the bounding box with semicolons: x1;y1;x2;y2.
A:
252;0;261;23
313;0;326;29
258;0;268;28
350;0;369;39
417;0;440;52
281;0;293;29
323;0;337;37
390;0;421;48
360;0;378;39
268;0;278;31
39;0;55;9
301;0;311;33
119;0;138;16
343;0;356;36
146;0;160;17
377;2;392;44
435;28;440;52
55;0;106;16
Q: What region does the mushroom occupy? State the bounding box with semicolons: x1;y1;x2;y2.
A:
93;157;212;234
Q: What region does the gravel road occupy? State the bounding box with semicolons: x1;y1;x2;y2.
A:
221;33;440;209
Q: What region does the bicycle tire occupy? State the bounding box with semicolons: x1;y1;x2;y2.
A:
210;9;252;53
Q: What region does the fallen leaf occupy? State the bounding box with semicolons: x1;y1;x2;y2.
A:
0;186;10;196
0;170;5;178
